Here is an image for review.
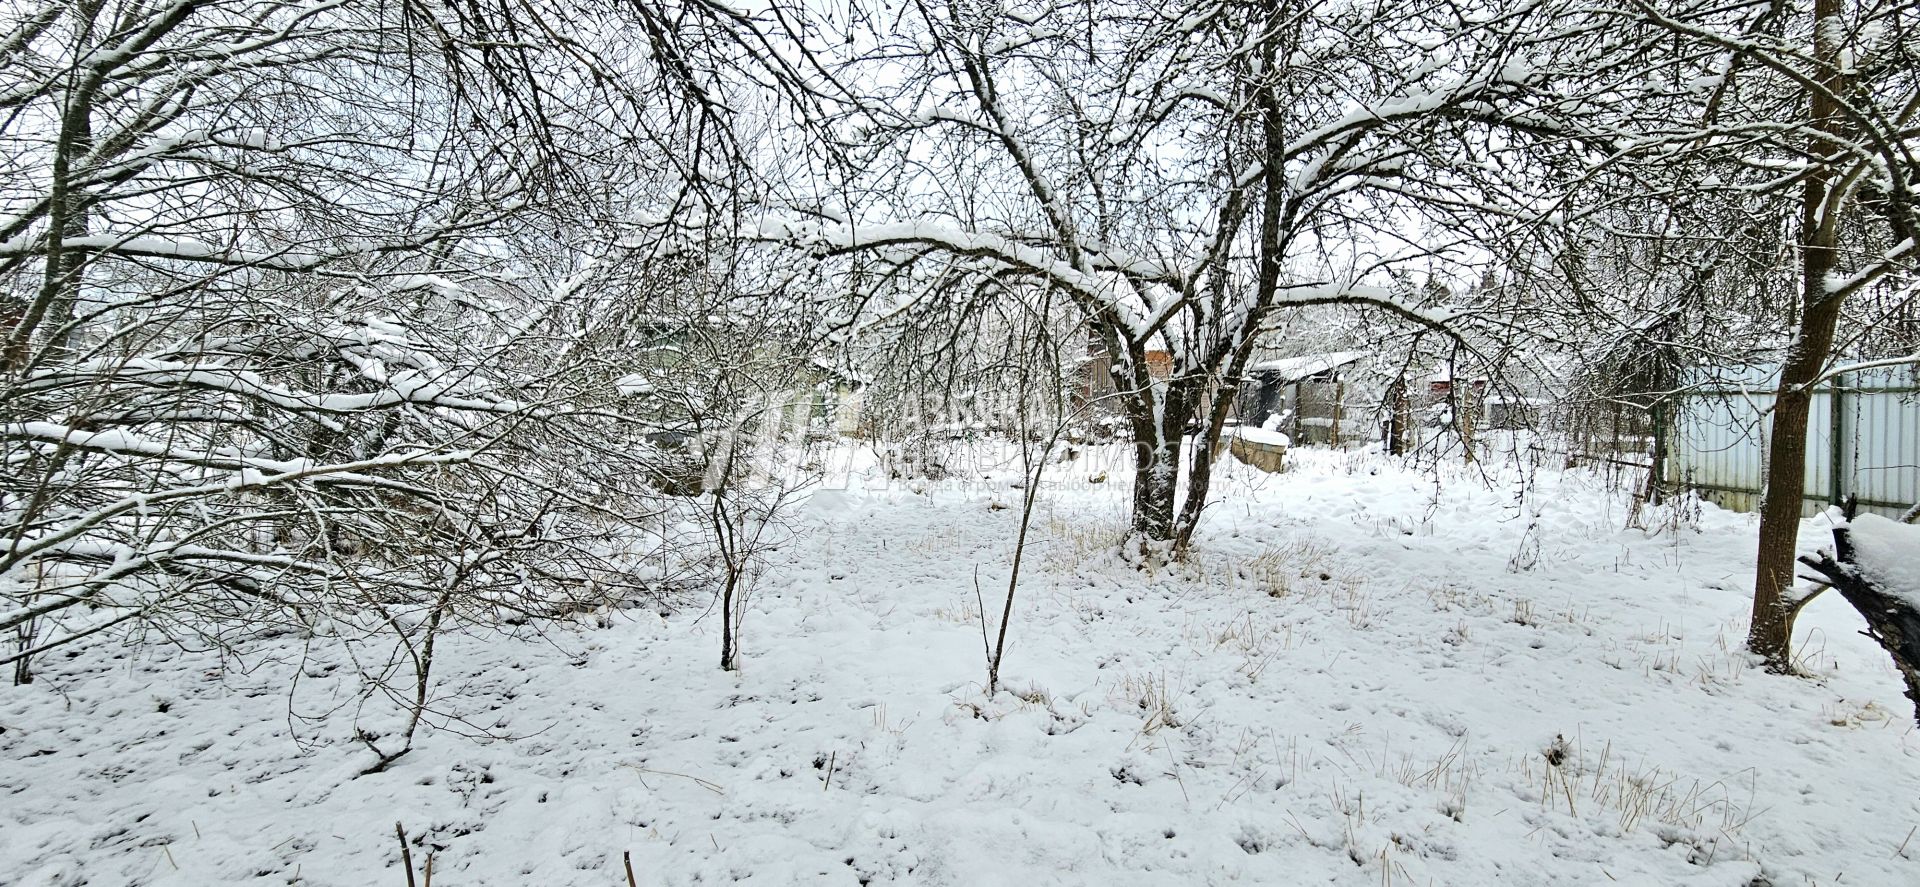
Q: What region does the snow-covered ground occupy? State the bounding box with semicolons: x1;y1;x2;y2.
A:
4;446;1917;886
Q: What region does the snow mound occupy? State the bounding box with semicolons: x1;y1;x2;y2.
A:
1848;513;1920;608
1236;426;1291;447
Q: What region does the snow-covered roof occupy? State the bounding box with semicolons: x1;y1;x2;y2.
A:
1235;426;1292;447
1250;350;1367;381
809;356;869;387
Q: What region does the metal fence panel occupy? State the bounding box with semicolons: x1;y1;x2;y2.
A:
1848;367;1920;514
1670;366;1919;519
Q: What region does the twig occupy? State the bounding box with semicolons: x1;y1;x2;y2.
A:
1895;825;1916;858
823;750;837;791
625;850;639;887
359;733;411;776
395;823;416;887
973;566;991;689
1163;737;1190;805
619;764;725;795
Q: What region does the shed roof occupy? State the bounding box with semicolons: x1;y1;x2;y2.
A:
1249;350;1367;381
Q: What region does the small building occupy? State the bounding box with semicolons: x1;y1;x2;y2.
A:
1072;346;1175;436
1077;347;1174;407
1236;351;1372;447
807;358;867;437
1424;366;1545;431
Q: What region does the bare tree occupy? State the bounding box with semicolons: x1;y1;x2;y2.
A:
640;299;821;672
0;0;771;718
1545;0;1919;670
751;0;1604;558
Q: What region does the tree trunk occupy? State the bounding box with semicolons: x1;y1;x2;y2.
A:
1749;0;1849;671
12;617;34;685
1644;401;1668;507
1173;335;1269;555
1128;382;1189;546
719;565;740;671
1172;378;1234;556
1387;378;1409;456
6;20;96;372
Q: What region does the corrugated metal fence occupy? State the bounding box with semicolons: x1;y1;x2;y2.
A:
1669;366;1920;518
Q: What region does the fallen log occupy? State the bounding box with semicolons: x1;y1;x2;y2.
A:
1796;497;1920;725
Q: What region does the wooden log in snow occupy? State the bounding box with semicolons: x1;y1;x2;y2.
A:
1797;502;1920;725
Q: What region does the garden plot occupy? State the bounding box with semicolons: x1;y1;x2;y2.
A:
3;447;1916;886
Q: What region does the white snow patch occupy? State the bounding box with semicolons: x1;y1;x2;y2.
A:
1849;513;1920;609
2;446;1916;886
